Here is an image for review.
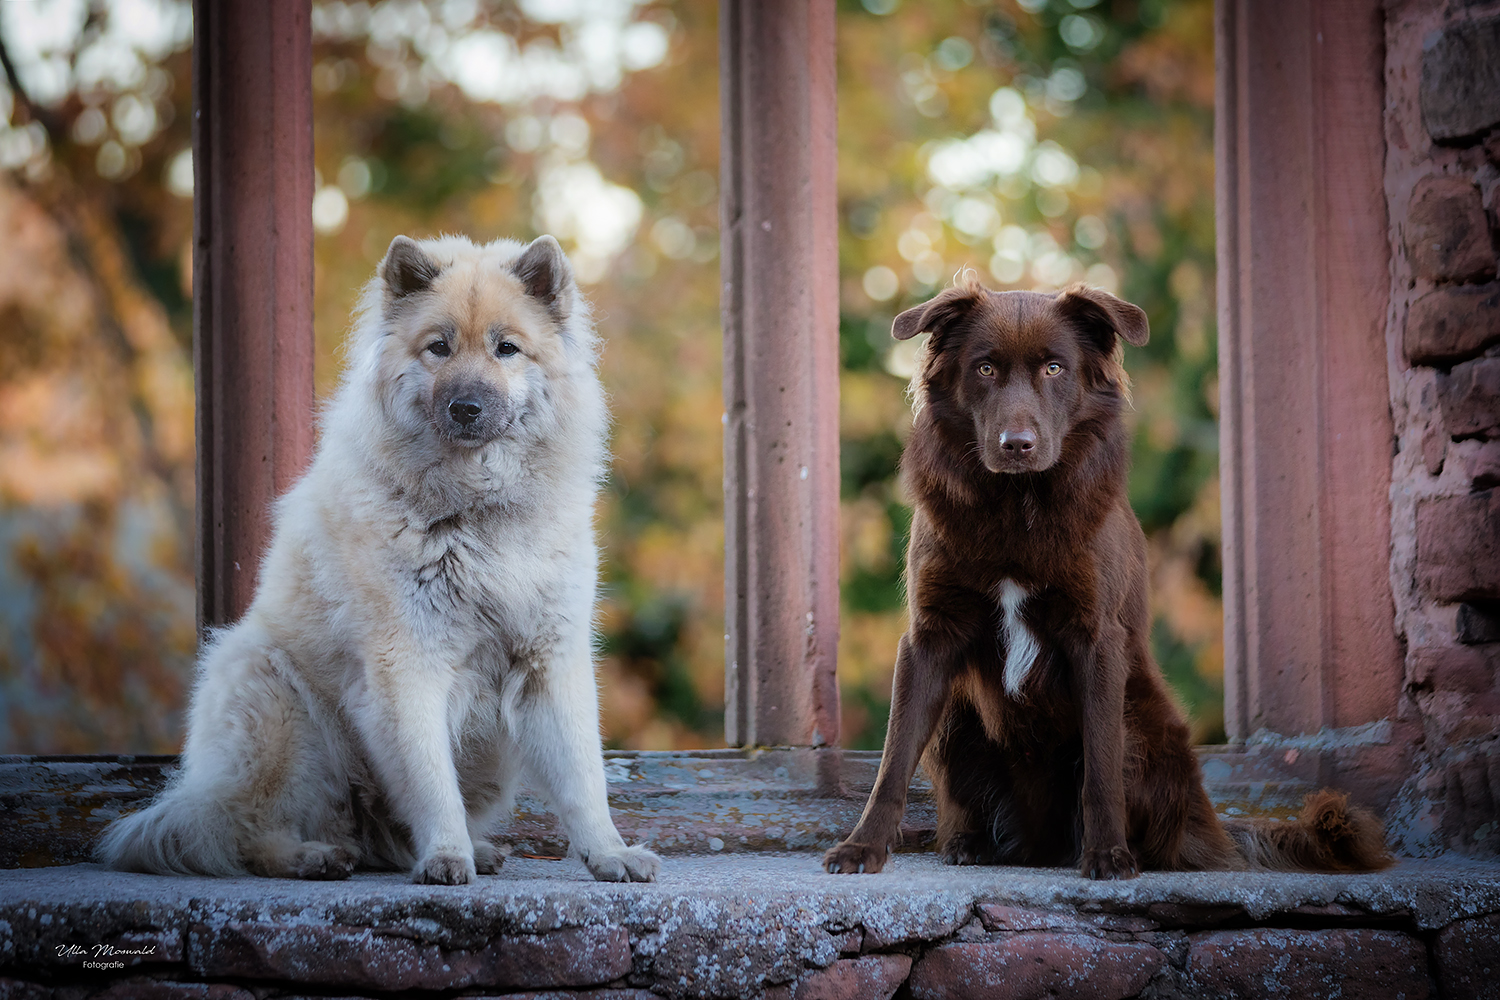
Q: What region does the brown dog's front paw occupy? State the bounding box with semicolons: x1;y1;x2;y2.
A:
824;840;889;874
940;832;996;867
1080;844;1139;880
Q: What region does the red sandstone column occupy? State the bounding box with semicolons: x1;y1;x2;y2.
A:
1216;0;1401;740
720;0;841;747
193;0;315;629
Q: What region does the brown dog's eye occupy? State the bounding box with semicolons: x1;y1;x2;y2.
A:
497;341;520;357
1043;362;1062;377
427;340;450;357
978;363;995;377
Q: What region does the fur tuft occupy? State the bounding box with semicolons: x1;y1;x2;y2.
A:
1104;339;1132;405
1225;789;1394;873
96;782;243;876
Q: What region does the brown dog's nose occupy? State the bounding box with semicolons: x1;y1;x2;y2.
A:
1000;429;1036;454
449;398;483;426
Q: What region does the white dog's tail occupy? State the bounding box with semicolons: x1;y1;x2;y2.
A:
96;778;244;876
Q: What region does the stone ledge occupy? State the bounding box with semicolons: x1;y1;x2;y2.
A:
0;747;1325;869
1;856;1498;999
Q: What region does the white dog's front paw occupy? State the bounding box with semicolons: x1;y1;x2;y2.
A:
583;843;661;883
472;839;507;875
413;849;475;885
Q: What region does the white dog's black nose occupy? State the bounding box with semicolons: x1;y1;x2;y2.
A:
449;398;483;426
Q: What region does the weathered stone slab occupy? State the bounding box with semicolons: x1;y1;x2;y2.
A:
466;993;659;1000
187;922;628;991
975;904;1095;933
1187;928;1430;1000
907;935;1167;1000
1142;901;1248;928
86;982;255;1000
1421;16;1500;142
0;980;51;1000
1;748;1325;870
0;750;935;868
792;955;911;1000
1436;913;1500;1000
1;857;1499;999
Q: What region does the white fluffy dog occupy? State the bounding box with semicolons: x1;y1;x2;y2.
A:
100;234;660;884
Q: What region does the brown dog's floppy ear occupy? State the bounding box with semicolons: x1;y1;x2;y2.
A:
1056;284;1150;347
892;302;931;341
382;236;441;299
892;285;982;341
512;235;574;319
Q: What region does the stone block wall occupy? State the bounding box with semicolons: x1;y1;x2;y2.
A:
1385;0;1500;855
2;859;1498;1000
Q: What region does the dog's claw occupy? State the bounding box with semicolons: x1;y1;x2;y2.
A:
583;844;661;883
414;850;476;885
1080;844;1139;881
940;832;999;867
823;840;887;875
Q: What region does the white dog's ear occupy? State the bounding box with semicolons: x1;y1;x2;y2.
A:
512;235;573;319
382;236;441;299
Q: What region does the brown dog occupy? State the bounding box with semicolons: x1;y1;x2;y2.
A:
825;278;1391;879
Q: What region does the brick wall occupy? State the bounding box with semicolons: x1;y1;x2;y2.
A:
1384;0;1500;855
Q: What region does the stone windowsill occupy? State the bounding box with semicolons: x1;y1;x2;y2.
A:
1;746;1322;868
3;748;1500;999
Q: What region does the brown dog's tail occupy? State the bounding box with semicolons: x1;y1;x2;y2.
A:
1222;789;1394;872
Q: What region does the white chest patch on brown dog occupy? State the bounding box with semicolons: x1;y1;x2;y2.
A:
999;579;1039;697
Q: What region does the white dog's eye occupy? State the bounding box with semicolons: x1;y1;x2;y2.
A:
427;340;450;357
497;341;520;357
978;363;995;377
1044;362;1062;376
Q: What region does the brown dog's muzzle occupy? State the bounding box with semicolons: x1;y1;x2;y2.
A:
980;417;1057;474
999;427;1037;456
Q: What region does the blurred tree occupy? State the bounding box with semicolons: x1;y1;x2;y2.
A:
834;0;1222;747
0;0;1221;754
0;1;195;751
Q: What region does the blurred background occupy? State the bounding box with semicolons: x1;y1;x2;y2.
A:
0;0;1222;754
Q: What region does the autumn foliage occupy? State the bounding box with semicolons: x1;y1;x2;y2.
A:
0;0;1221;753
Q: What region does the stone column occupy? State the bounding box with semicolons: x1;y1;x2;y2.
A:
193;0;315;629
1216;0;1403;743
720;0;841;747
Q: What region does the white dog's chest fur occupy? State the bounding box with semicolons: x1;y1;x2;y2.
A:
389;501;589;663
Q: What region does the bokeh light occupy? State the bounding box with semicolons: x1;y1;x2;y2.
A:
0;0;1223;753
